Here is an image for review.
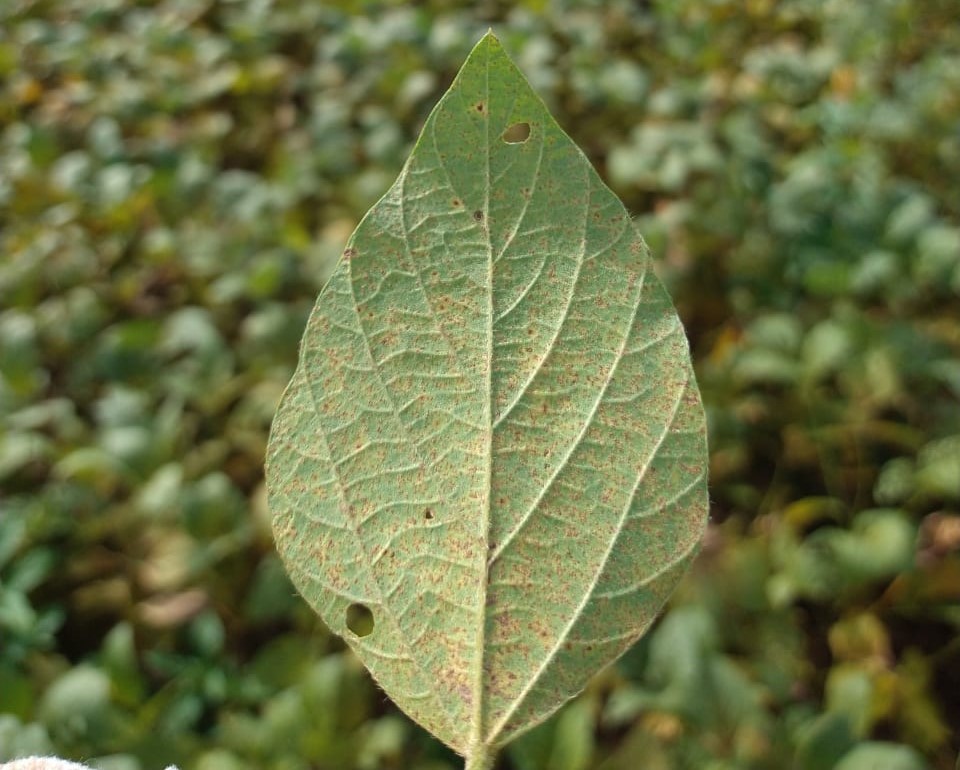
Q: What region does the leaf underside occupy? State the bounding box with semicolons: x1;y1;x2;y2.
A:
266;32;708;757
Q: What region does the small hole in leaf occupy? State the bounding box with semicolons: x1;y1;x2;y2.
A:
502;122;531;144
346;603;374;637
424;508;434;520
473;210;484;222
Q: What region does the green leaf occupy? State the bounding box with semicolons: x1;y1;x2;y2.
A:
266;32;708;766
794;712;856;770
834;742;930;770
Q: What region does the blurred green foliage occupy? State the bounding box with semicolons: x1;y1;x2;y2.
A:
1;0;958;768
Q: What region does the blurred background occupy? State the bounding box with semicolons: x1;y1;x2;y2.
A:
1;0;959;768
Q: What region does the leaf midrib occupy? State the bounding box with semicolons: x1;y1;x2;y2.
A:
469;36;495;761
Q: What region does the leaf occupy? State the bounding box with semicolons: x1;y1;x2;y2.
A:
834;742;930;770
266;31;708;766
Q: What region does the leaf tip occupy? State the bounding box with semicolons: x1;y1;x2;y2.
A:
477;28;503;50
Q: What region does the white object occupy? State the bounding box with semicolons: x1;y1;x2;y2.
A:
0;760;177;770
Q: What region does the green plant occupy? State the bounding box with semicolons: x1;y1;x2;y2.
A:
266;33;708;770
4;1;954;767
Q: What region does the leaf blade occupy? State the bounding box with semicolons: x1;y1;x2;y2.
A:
266;31;709;757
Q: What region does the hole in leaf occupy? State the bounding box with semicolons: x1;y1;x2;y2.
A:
424;508;434;520
502;122;531;143
346;603;374;637
473;210;484;222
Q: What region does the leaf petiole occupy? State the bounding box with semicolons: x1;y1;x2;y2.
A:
464;746;496;770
